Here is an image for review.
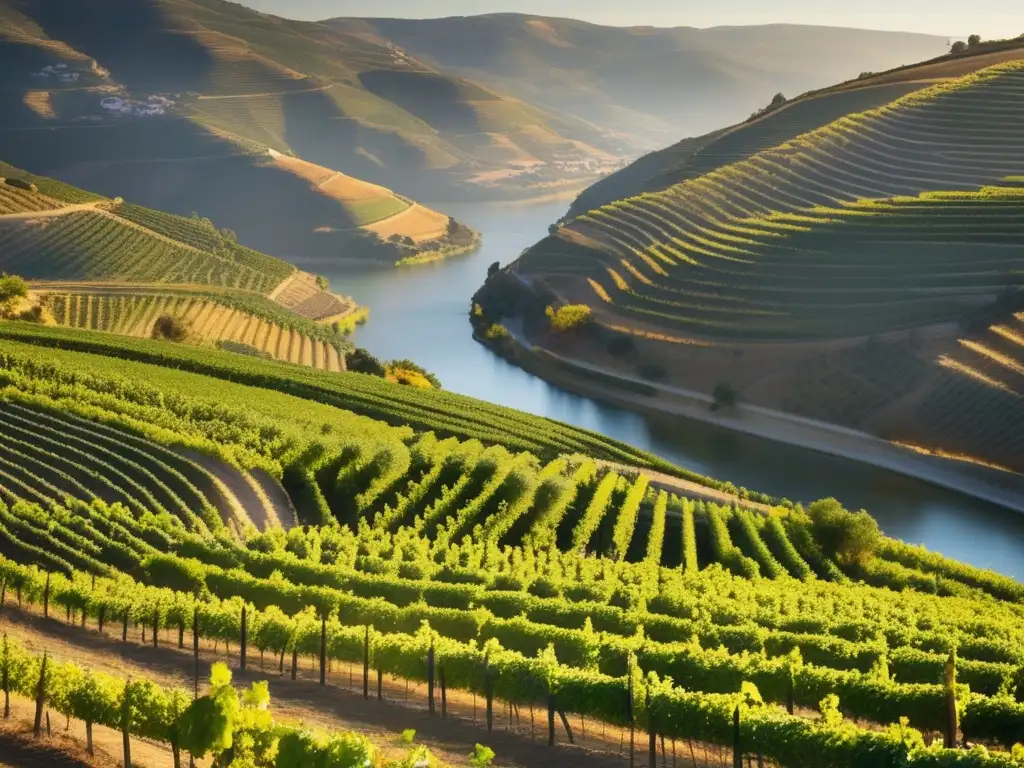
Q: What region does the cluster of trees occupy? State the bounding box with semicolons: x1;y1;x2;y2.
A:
345;348;442;389
151;314;192;343
0;273;28;317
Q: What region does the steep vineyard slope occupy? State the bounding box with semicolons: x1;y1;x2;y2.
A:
3;327;1024;768
0;163;356;370
566;42;1024;217
480;58;1024;472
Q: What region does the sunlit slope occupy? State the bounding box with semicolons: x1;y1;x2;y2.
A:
566;44;1024;218
523;61;1024;339
0;0;616;197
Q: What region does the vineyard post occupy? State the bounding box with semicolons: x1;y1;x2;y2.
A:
628;669;635;768
152;607;159;649
319;615;326;686
192;607;199;699
786;667;795;715
122;605;130;643
484;652;494;732
377;667;383;699
121;684;133;768
0;578;5;614
732;707;742;768
945;652;958;749
648;687;656;768
427;642;436;715
42;572;50;619
440;665;447;718
98;605;105;634
547;692;556;746
291;646;298;681
362;626;369;699
2;636;10;719
33;652;48;737
240;604;247;672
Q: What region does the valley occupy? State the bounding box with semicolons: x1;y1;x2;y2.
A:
2;5;1024;768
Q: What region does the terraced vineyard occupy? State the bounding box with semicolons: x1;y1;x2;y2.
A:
3;326;1024;767
577;186;1024;339
489;58;1024;472
36;289;347;372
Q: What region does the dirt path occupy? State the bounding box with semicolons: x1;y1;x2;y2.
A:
0;202;105;221
172;448;288;531
197;85;331;100
594;460;772;513
252;467;298;529
0;608;684;768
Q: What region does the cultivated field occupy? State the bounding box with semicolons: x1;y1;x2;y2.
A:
2;328;1024;767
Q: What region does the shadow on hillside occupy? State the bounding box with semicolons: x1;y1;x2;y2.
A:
28;0;215;92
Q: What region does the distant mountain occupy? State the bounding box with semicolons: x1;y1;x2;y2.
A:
325;15;949;148
0;0;621;208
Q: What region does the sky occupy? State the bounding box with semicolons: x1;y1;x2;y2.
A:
239;0;1020;39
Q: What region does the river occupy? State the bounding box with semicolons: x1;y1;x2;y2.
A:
326;200;1024;580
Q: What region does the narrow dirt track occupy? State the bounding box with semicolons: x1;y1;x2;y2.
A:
0;202;105;221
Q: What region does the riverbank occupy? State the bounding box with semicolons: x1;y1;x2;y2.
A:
483;335;1024;516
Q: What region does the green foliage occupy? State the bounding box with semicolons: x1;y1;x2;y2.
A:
484;324;509;341
0;274;28;315
805;499;881;566
469;743;496;767
151;315;191;343
545;304;592;332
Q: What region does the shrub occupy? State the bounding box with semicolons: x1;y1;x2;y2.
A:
606;335;636;357
487;261;500;279
806;498;881;566
315;275;330;291
545;304;591;332
484;324;509;341
951;40;968;53
638;363;666;381
0;274;28;316
215;340;271;359
387;359;442;389
151;315;191;342
345;348;387;377
712;382;738;410
968;34;982;47
4;178;37;192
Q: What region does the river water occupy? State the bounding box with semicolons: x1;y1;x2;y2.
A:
325;200;1024;580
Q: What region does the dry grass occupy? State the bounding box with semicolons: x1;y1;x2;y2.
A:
364;203;451;243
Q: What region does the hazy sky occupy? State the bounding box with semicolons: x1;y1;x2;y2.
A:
240;0;1019;39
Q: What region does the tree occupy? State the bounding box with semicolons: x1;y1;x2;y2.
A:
712;382;738;410
345;348;386;377
0;274;28;317
951;40;968;53
967;34;982;47
151;315;191;342
806;498;881;566
487;261;501;279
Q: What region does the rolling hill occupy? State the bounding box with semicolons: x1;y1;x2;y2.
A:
326;14;948;149
0;0;622;206
475;49;1024;474
0;162;358;370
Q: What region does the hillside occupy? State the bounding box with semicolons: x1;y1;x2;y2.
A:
0;162;359;370
475;53;1024;474
327;15;948;149
0;0;621;205
3;324;1024;767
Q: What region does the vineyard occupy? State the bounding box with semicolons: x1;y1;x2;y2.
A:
3;325;1024;766
524;61;1024;343
35;288;347;372
576;186;1024;340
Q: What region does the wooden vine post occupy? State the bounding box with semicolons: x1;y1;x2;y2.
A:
627;668;635;768
427;642;436;715
239;604;247;672
121;684;133;768
945;652;958;749
440;664;447;718
152;607;159;649
547;692;556;746
362;626;370;699
32;652;48;737
42;572;50;619
319;615;327;687
192;607;200;699
122;605;130;643
647;687;657;768
484;652;494;732
732;706;742;768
